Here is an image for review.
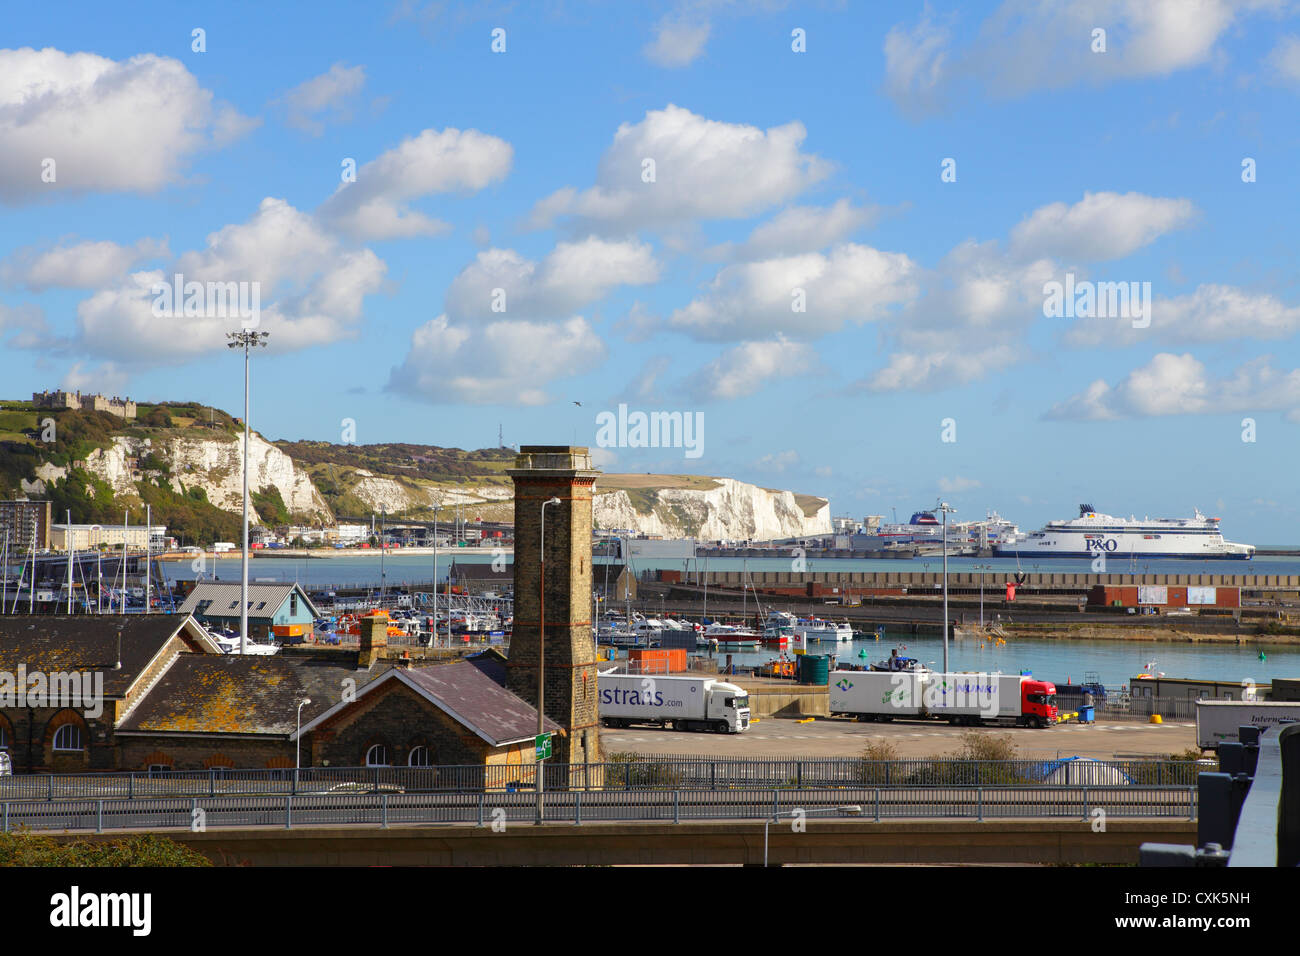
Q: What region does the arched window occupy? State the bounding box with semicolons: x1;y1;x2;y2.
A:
365;744;389;767
408;746;430;767
53;724;83;752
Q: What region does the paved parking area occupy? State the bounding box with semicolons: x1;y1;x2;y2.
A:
600;715;1198;759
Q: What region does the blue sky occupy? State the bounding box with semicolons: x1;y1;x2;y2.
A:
3;0;1300;542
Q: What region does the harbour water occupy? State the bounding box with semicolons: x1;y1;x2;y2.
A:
712;632;1300;689
166;552;1300;687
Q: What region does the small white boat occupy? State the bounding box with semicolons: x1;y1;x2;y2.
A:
702;622;762;649
794;617;854;642
207;627;280;655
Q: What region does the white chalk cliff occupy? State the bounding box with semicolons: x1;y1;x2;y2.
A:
594;478;830;541
79;434;331;523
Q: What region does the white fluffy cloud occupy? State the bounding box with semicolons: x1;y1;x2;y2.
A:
280;62;366;135
857;191;1189;392
670;243;917;341
854;239;1051;391
529;105;831;231
1046;353;1300;420
1009;192;1196;262
74;198;385;364
3;238;168;290
712;199;879;260
388;314;606;405
689;336;817;400
938;476;982;493
883;13;953;113
446;237;659;320
644;18;711;67
318;127;512;240
61;361;129;395
866;344;1024;392
0;47;254;203
0;302;54;349
1267;34;1300;85
884;1;1259;112
754;450;799;473
1065;284;1300;347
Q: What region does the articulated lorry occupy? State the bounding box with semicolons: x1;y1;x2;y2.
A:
1195;699;1300;749
829;670;1059;727
598;671;751;733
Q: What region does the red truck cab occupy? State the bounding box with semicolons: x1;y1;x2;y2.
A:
1022;680;1059;727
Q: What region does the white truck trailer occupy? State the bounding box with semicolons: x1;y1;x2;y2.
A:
829;670;1059;727
1195;699;1300;749
598;671;751;733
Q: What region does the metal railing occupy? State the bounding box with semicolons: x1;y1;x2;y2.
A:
1229;722;1300;867
0;785;1197;834
0;757;1207;801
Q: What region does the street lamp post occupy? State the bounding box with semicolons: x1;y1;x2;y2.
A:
935;500;955;674
295;697;312;790
537;496;561;824
764;805;862;866
431;504;439;648
227;330;269;655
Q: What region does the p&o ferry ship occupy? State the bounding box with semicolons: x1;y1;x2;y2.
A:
992;505;1254;561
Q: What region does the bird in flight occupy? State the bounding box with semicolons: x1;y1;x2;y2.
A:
573;401;582;406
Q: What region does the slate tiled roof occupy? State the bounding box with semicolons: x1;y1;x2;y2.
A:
0;615;209;698
396;661;560;746
178;582;320;620
117;654;385;736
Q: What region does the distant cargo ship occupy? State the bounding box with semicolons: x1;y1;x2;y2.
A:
993;505;1254;560
854;510;1021;550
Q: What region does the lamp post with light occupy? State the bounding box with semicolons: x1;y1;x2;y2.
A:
536;496;561;823
295;697;312;791
227;329;269;655
935;500;955;673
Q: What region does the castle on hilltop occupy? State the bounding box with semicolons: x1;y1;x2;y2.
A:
33;389;137;420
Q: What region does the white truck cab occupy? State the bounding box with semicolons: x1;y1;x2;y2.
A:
599;673;752;733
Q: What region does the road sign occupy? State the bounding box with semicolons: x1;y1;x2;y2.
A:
535;732;552;761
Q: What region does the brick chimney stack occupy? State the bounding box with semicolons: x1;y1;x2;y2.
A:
358;614;388;668
506;446;601;767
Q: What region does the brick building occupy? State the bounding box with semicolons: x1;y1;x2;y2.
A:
0;499;52;554
0;616;219;773
113;650;391;770
506;446;602;768
1;613;564;775
299;652;561;779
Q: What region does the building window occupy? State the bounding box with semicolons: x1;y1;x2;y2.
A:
52;724;83;752
408;746;430;767
0;725;7;751
147;764;172;775
365;744;389;767
290;593;298;616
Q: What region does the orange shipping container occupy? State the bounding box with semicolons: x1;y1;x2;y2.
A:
629;648;686;671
